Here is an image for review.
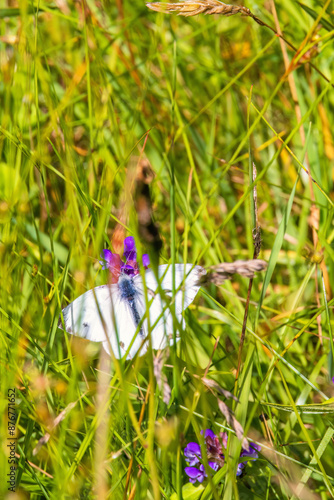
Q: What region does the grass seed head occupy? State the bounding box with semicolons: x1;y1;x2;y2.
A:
146;0;251;17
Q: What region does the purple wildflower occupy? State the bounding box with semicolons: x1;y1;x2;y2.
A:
99;250;115;270
142;253;150;268
237;442;261;476
99;237;150;282
240;442;261;460
184;442;201;466
236;462;246;476
123;236;137;261
185;463;219;484
184;429;260;484
202;429;216;440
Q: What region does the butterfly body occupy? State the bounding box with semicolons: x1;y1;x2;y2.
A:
118;275;138;300
118;275;144;337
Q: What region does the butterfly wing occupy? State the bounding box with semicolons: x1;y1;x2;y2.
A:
134;264;206;350
153;264;206;315
59;264;205;359
59;285;143;359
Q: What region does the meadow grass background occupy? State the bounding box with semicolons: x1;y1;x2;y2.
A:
1;0;334;498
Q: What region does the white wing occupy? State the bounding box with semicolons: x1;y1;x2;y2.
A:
59;285;144;359
134;264;206;351
59;264;206;359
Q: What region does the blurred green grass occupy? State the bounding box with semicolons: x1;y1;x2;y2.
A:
1;0;334;498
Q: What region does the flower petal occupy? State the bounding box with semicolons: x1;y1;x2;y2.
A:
209;461;219;472
236;463;245;476
108;254;122;283
121;263;136;276
184;442;201;466
202;429;216;440
123;236;137;261
240;441;261;459
249;442;261;453
99;249;113;269
185;467;201;479
184;442;201;455
142;253;150;268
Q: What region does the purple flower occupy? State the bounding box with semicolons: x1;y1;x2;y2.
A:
184;442;202;466
184;429;260;484
99;237;150;282
123;236;137;261
142;253;150;268
185;463;219;484
99;249;114;270
99;251;122;282
202;429;216;440
205;430;225;466
238;442;261;475
236;462;245;476
240;442;261;460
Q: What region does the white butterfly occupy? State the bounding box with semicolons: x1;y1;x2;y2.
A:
59;237;267;359
58;263;206;360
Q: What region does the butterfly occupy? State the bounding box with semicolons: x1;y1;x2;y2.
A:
58;237;206;359
58;237;266;359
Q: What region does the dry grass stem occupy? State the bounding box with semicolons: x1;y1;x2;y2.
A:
236;162;261;381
